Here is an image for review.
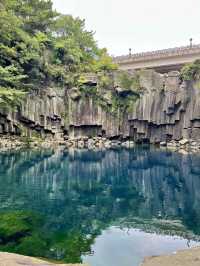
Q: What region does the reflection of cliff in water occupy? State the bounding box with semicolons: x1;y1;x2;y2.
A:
0;147;200;236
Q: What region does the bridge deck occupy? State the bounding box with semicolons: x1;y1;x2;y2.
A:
114;44;200;73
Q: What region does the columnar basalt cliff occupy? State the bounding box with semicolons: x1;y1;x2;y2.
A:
129;71;200;142
0;70;200;146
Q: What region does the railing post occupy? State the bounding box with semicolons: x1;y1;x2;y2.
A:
190;38;193;48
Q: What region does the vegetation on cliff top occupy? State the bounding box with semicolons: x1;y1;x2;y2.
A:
0;0;117;107
180;60;200;81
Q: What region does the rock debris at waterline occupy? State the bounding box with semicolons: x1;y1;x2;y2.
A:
0;135;200;154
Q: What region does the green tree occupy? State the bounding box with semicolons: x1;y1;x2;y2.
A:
3;0;58;35
180;60;200;81
117;71;140;91
52;15;99;72
93;48;118;73
0;0;117;106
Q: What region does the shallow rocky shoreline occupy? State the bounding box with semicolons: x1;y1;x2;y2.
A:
141;247;200;266
0;135;200;154
160;138;200;154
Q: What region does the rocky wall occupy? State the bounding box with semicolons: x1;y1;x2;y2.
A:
129;71;200;142
0;70;199;144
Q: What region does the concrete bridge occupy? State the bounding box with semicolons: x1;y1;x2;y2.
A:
114;44;200;73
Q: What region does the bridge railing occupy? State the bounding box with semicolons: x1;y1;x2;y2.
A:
114;44;200;63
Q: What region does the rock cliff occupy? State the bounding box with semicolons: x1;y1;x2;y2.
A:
0;70;199;143
129;70;200;142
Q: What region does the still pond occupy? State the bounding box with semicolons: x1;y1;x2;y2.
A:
0;147;200;266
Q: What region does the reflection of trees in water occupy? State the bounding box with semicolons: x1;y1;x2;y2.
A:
0;148;200;262
0;210;95;263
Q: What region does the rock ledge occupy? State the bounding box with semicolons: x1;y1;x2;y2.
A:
141;247;200;266
0;252;87;266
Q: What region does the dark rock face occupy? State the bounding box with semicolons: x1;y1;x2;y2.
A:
0;88;65;138
129;71;200;142
20;88;65;138
0;70;199;143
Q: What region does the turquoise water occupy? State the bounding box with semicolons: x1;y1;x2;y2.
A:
0;147;200;266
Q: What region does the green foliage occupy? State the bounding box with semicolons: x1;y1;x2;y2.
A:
0;211;42;241
77;70;140;119
78;75;88;85
111;93;139;117
3;0;58;35
98;73;113;89
0;0;117;107
0;211;49;257
0;210;94;263
180;60;200;81
93;48;118;73
0;0;43;94
79;85;98;97
16;234;48;257
53;15;98;68
50;231;95;263
0;87;26;109
117;71;140;91
0;66;27;88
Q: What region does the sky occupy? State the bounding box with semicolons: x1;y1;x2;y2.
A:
52;0;200;56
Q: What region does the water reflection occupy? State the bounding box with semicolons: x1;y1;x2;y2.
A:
0;147;200;265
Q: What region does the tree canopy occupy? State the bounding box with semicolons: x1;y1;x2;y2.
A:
180;60;200;81
0;0;117;107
